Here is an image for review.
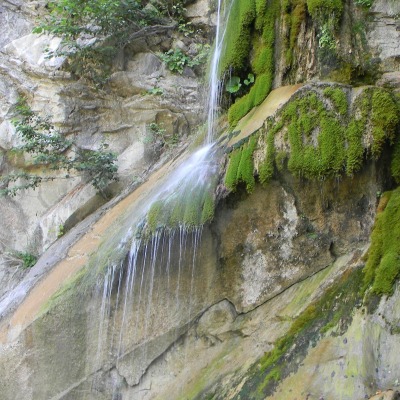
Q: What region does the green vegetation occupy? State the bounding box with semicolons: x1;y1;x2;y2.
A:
200;191;215;224
323;87;348;115
225;74;254;94
33;0;192;86
225;136;257;192
318;22;336;49
371;89;400;157
283;0;307;66
224;86;399;190
218;0;256;73
363;188;400;296
0;97;118;197
218;0;280;126
14;251;38;269
354;0;373;7
159;45;210;74
306;0;344;22
391;139;400;184
57;224;65;238
145;122;178;151
143;184;217;237
229;0;280;126
224;147;243;191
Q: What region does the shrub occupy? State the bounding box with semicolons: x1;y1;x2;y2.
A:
0;98;118;197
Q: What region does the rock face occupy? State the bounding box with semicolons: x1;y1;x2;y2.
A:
0;153;387;399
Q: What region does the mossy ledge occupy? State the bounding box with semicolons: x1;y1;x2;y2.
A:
224;84;400;193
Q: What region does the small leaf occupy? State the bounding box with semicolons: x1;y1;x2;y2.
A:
226;76;242;94
244;73;255;86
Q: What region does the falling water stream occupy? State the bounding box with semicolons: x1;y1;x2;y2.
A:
93;0;233;389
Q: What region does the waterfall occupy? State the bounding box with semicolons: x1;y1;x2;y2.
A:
92;0;233;383
206;0;232;142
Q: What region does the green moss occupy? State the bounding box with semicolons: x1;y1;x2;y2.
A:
285;94;346;179
306;0;344;22
283;0;307;66
363;188;400;296
323;87;348;115
226;0;280;126
275;150;287;172
391;139;400;184
201;191;215;224
236;136;258;193
328;63;354;85
318;115;346;174
219;0;256;74
259;123;282;184
183;190;204;227
370;89;400;157
225;136;258;193
225;86;399;197
345;120;364;175
147;200;164;233
224;147;243;191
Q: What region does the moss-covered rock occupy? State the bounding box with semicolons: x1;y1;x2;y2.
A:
224;85;400;190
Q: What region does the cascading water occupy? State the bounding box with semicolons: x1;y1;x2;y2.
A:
92;0;233;388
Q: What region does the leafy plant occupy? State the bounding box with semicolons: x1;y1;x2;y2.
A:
145;122;178;150
318;23;336;49
147;87;164;96
244;73;255;86
225;73;254;94
0;98;118;197
225;76;242;93
14;251;37;269
57;224;65;238
159;45;210;74
354;0;373;7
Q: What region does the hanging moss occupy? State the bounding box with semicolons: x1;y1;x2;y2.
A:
284;0;307;66
183;190;204;227
275;150;288;171
345;120;364;175
219;0;256;74
259;130;275;185
370;89;400;157
224;147;243;191
236;136;258;193
306;0;344;22
323;87;348;116
225;86;400;201
147;200;164;233
391;139;400;184
363;188;400;296
200;191;215;224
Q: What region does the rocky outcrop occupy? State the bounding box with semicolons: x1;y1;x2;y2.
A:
0;0;214;296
